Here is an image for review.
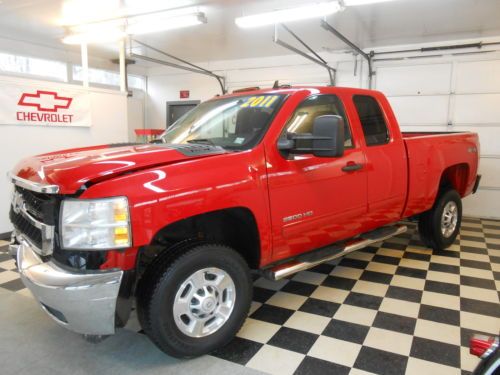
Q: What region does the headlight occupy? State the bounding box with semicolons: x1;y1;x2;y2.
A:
60;197;131;250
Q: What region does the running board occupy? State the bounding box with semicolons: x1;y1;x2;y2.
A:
264;225;407;281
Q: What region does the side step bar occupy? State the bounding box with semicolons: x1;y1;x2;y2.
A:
264;225;407;281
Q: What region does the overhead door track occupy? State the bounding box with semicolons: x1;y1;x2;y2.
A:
129;38;227;94
273;23;337;86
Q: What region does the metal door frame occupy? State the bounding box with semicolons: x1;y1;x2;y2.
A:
166;100;200;127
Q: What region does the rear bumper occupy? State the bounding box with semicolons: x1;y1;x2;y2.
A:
10;235;123;335
473;174;482;194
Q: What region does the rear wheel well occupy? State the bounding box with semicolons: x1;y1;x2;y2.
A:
136;208;261;284
439;163;469;197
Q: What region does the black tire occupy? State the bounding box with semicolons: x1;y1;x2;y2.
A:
418;189;462;250
136;243;252;358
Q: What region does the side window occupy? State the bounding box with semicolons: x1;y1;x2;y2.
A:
283;95;353;148
353;95;390;146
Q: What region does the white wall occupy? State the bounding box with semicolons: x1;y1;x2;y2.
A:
0;75;129;233
145;38;500;219
146;73;219;130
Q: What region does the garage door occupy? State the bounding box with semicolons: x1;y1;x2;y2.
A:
375;59;500;219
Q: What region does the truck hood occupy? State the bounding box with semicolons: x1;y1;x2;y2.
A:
11;143;226;194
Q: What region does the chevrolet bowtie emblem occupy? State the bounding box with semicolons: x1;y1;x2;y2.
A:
18;90;73;112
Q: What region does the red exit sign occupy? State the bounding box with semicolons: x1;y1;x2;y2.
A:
180;90;190;99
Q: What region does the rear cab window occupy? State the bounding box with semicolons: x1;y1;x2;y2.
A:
353;95;390;146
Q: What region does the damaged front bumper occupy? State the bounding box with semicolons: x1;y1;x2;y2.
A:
10;234;123;336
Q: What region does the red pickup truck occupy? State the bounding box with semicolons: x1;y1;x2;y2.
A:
8;86;480;358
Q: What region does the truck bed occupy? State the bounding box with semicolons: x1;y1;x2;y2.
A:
401;131;479;218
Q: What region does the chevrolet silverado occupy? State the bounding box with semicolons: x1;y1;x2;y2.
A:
8;86;480;357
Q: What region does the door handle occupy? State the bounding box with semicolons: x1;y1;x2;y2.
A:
342;162;363;172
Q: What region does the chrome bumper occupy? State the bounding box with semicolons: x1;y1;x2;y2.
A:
10;236;123;335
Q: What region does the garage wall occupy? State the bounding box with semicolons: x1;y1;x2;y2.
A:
146;73;220;132
376;58;500;219
145;40;500;219
0;75;129;234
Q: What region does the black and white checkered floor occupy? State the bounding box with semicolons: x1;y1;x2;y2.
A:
1;217;499;375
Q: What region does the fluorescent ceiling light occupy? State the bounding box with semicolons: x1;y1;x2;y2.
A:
342;0;399;5
62;18;125;44
69;19;124;34
62;7;206;44
123;0;192;17
62;29;126;45
60;0;195;26
60;0;121;26
235;1;342;28
127;12;206;35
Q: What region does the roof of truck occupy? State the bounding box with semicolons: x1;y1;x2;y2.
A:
213;86;383;100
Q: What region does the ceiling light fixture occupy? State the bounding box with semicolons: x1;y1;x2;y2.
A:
60;0;193;26
126;12;206;35
123;0;193;17
62;8;206;45
234;1;342;28
62;29;126;45
342;0;400;6
62;18;125;45
60;0;121;26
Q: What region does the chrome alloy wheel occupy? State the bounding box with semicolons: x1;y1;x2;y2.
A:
173;267;236;338
441;201;458;238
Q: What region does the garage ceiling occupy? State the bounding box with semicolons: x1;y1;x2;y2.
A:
1;0;500;63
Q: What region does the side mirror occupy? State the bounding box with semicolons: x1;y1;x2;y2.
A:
312;115;345;157
278;115;345;158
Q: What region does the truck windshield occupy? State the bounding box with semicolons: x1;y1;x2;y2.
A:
159;94;285;150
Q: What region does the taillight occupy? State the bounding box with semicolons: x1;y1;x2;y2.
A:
470;334;497;357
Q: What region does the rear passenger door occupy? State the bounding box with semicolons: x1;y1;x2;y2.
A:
351;94;407;228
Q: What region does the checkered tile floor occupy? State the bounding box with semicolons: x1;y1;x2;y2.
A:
1;217;499;375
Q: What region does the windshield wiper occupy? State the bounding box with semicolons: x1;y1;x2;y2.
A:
186;138;216;146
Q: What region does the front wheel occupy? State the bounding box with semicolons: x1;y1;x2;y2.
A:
418;189;462;250
137;244;252;358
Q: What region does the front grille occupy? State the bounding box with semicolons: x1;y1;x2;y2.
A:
10;184;60;254
10;183;106;269
16;186;58;225
10;207;43;249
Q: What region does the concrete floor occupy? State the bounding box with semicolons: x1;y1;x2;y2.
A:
0;287;264;375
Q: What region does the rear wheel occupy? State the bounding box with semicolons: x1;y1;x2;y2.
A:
137;244;252;358
418;189;462;250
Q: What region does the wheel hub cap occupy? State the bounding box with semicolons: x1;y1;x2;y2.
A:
441;201;458;238
173;267;236;338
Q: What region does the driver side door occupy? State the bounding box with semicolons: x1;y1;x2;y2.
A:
265;94;368;261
